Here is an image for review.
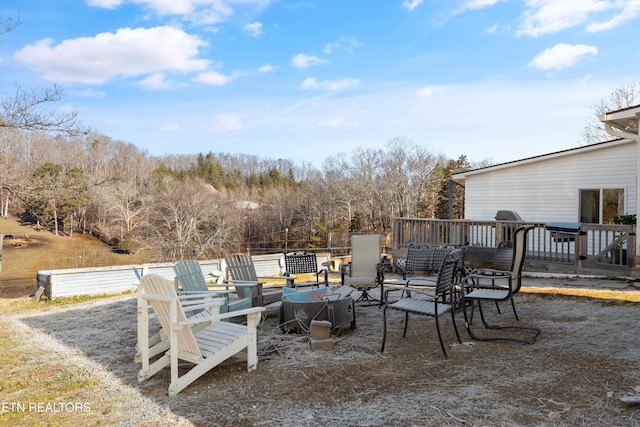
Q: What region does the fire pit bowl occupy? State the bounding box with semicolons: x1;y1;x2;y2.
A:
279;287;356;334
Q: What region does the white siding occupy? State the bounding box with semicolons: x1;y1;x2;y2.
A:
463;141;637;222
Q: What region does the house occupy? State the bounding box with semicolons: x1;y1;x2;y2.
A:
452;103;640;269
452;138;636;223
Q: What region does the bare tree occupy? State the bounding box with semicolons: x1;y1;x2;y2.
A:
1;15;85;135
582;81;640;144
137;177;243;261
0;14;19;38
1;84;85;135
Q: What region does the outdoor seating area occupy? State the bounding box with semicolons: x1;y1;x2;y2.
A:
133;230;547;395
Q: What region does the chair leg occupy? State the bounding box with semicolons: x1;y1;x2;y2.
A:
434;315;448;358
355;289;382;307
510;299;520;321
381;305;389;352
450;308;462;345
463;299;540;344
402;312;409;338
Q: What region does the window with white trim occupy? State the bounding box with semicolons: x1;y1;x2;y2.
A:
579;188;624;224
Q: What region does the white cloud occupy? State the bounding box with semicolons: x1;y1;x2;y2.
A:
587;0;640;32
516;0;610;37
244;21;263;37
72;88;105;98
464;0;506;10
211;114;242;132
528;43;598;72
258;64;277;72
323;36;361;55
193;71;233;85
161;123;182;131
323;117;360;129
86;0;122;7
484;23;499;33
402;0;423;11
416;86;444;98
139;73;173;90
13;26;209;84
291;53;328;68
323;42;339;55
301;77;360;91
87;0;273;25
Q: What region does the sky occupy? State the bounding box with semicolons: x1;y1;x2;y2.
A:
1;0;640;168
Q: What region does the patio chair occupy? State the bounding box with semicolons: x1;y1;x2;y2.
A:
381;248;463;358
381;245;466;298
173;259;252;313
134;264;215;363
223;253;286;307
137;274;264;396
283;250;329;288
341;234;383;306
461;225;541;344
463;240;515;316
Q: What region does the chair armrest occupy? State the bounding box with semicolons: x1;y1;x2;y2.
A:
260;275;293;281
175;292;227;301
463;272;512;289
472;268;510;276
383;284;438;302
140;292;227;314
177;305;266;326
225;280;264;287
182;300;225;314
177;290;233;295
405;278;437;287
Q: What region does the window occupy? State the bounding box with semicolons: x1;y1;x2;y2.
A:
580;188;624;224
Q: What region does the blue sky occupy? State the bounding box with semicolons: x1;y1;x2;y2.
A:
1;0;639;167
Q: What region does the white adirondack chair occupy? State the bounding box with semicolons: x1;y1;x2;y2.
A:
137;274;265;396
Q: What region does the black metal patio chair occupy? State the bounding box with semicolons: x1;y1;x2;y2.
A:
461;225;541;344
381;248;464;358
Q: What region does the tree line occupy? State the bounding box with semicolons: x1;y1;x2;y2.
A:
0;129;473;262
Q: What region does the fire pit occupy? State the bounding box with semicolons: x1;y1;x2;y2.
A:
278;287;356;334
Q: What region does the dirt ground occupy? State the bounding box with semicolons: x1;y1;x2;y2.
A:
5;278;640;427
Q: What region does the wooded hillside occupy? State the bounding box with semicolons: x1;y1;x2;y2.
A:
0;130;472;262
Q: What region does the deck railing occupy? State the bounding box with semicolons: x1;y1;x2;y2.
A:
391;218;636;276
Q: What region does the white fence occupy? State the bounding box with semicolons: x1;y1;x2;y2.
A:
35;252;328;299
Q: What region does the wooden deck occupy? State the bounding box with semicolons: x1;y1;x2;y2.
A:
391;218;636;277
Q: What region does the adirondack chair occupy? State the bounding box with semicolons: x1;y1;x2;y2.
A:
137;274;265;396
174;259;252;313
223;253;288;307
135;266;222;363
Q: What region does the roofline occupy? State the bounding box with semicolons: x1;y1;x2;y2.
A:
452;138;633;180
597;103;640;118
